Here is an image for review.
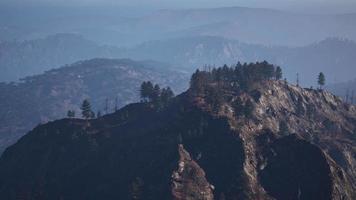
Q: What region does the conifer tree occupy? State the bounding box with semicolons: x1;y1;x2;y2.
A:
161;87;174;105
140;81;154;102
275;66;283;80
152;84;161;102
318;72;325;89
81;99;92;119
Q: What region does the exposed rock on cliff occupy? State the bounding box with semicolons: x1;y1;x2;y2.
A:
171;145;214;200
0;65;355;199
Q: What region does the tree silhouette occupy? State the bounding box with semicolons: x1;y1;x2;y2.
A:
318;72;325;89
161;87;174;105
140;81;154;102
152;84;161;102
275;66;283;80
140;82;175;109
81;99;93;119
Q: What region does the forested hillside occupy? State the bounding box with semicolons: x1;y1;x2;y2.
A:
0;58;188;153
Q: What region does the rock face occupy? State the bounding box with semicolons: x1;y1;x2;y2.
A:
0;78;355;200
171;145;214;200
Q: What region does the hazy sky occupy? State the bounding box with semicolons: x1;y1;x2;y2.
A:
1;0;356;13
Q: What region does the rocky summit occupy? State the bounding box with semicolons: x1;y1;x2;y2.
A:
0;63;355;200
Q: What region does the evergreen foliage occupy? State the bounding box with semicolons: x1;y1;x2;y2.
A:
275;66;283;80
81;99;93;119
318;72;326;89
161;87;174;104
140;81;154;102
188;61;278;113
190;61;279;93
139;81;175;109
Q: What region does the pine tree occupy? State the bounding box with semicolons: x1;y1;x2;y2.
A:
160;87;174;105
152;84;161;102
275;66;283;80
190;69;206;94
81;99;92;119
318;72;325;89
140;81;154;102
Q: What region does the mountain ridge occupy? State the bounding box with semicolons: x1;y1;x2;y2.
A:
0;63;355;199
0;58;188;154
2;33;356;87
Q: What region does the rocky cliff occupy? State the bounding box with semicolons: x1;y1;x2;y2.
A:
0;69;355;199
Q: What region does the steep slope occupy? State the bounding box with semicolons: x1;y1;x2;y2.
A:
0;64;355;199
0;58;188;154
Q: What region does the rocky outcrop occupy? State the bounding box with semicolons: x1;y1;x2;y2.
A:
196;80;356;199
171;145;214;200
0;77;355;200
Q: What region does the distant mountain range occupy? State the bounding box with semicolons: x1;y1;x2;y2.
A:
1;6;356;47
1;34;356;87
134;7;356;46
0;34;121;82
121;36;356;87
0;58;189;153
